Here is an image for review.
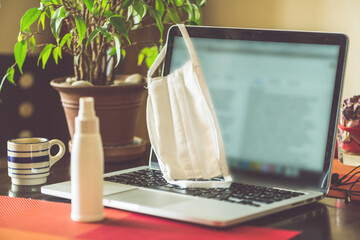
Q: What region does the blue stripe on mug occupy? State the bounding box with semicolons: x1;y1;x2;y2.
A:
9;171;50;176
8;166;50;170
8;155;49;163
7;149;49;154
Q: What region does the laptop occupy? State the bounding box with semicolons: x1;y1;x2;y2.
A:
42;25;348;227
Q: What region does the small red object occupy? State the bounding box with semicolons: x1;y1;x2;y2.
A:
338;124;360;153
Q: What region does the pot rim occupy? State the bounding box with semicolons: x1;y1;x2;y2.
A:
50;77;146;88
50;77;147;94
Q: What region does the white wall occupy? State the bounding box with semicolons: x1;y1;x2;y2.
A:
0;0;49;55
202;0;360;101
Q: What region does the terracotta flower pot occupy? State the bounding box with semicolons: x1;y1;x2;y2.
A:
50;77;147;161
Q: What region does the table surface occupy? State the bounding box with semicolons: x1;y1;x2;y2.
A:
1;155;360;240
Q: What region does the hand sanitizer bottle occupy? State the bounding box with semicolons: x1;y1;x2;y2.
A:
71;97;104;222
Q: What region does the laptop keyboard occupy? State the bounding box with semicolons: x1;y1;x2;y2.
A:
104;169;305;207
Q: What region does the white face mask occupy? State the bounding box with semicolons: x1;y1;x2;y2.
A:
146;24;232;188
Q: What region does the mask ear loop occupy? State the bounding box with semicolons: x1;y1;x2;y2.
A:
147;43;167;82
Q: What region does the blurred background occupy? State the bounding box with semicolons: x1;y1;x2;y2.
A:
0;0;359;165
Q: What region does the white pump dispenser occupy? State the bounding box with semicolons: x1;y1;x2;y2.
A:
71;97;104;222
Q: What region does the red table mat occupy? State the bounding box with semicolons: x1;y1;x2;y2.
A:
0;196;300;240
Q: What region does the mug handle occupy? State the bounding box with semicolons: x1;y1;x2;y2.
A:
49;139;66;167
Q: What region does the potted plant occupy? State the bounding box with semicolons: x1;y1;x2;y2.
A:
1;0;206;161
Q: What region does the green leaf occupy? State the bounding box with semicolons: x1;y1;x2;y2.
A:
57;46;63;59
145;47;157;68
127;6;133;21
60;33;71;48
50;6;67;41
142;4;148;18
14;40;27;74
97;23;112;39
137;52;145;66
101;0;107;8
38;11;46;30
67;35;73;49
184;5;194;22
44;6;52;19
109;16;130;44
23;27;31;34
74;15;86;46
5;67;15;85
122;0;133;9
166;8;181;23
138;46;158;68
17;33;24;42
0;67;15;94
51;0;61;5
132;0;144;18
108;46;116;56
155;0;165;17
37;44;54;69
186;1;193;10
112;34;121;67
92;5;100;17
109;48;126;59
83;0;94;12
132;13;141;29
29;36;36;52
20;7;42;32
192;4;201;19
104;10;114;17
150;9;164;39
53;46;62;64
175;0;184;6
41;0;53;4
53;46;59;64
66;30;74;49
199;0;206;7
192;4;201;24
86;29;100;48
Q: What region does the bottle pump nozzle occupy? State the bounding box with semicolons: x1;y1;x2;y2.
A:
78;97;96;119
75;97;99;134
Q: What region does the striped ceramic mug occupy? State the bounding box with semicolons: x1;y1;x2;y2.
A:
7;137;66;185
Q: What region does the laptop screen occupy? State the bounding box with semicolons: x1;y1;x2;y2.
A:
154;26;347;188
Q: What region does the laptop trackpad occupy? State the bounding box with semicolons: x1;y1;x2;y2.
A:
105;189;191;208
